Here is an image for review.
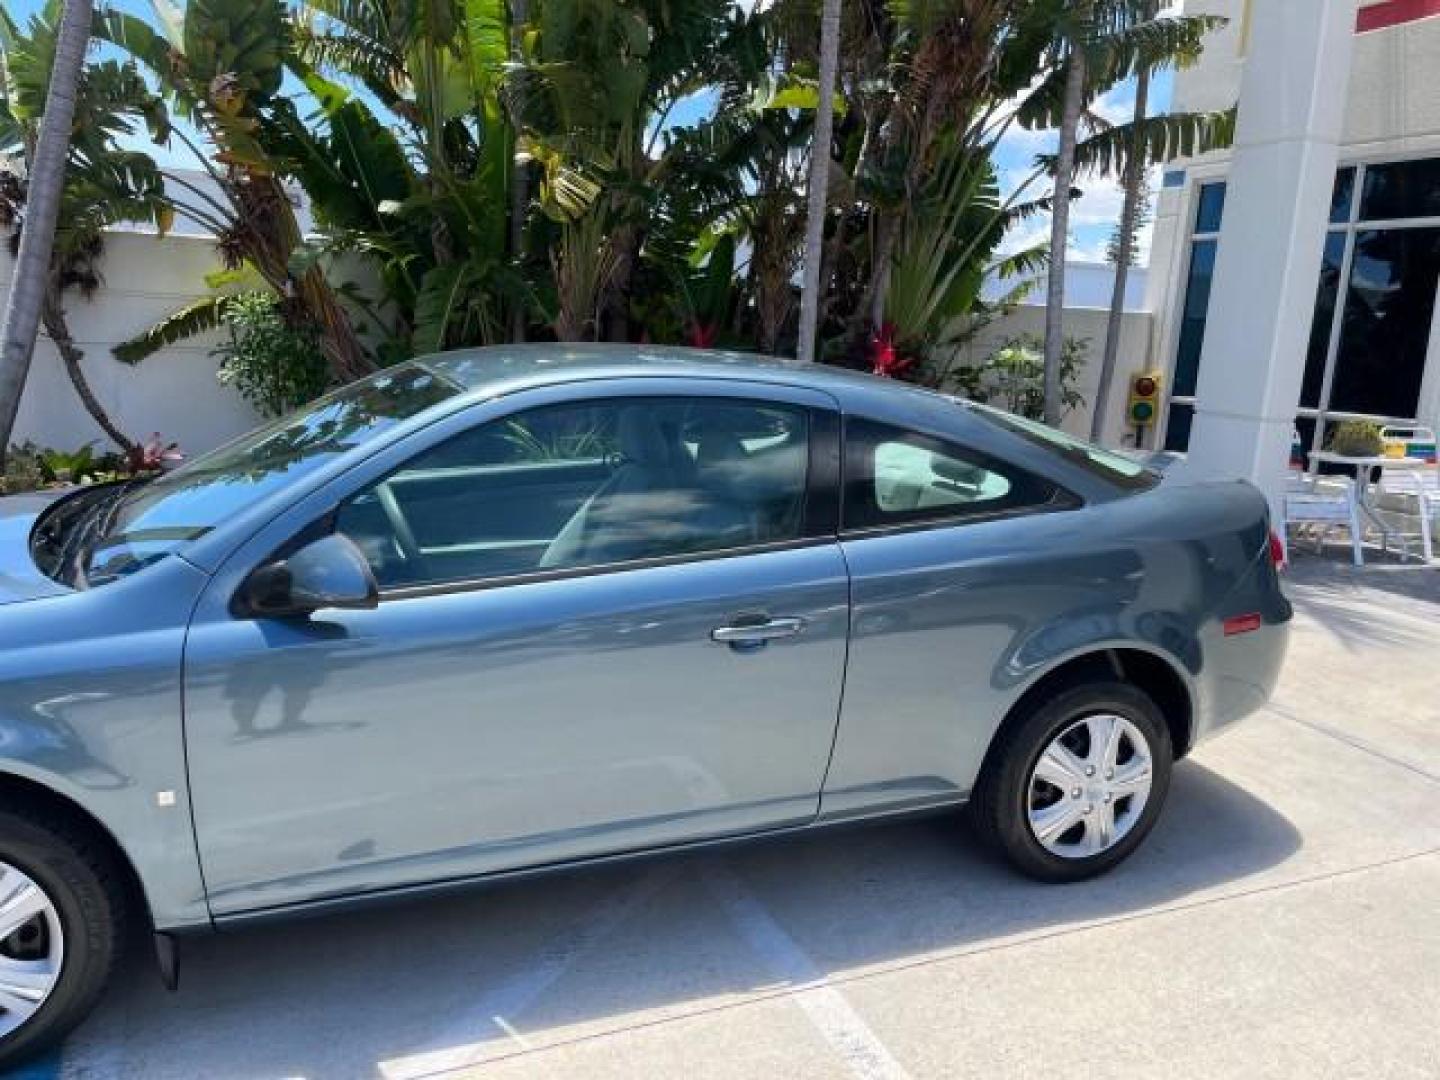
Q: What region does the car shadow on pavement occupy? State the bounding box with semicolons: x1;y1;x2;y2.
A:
63;761;1299;1080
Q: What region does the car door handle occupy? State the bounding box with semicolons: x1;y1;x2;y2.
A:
711;616;806;646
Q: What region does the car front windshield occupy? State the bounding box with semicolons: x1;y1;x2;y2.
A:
36;364;460;588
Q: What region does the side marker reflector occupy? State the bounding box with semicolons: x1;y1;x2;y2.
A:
1223;613;1263;636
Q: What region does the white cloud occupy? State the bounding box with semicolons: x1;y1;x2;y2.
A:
1091;83;1138;127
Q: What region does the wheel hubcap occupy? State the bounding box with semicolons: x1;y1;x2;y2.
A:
1027;713;1153;859
0;862;63;1038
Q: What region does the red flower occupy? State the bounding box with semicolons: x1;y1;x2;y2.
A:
125;433;183;476
686;323;718;348
868;323;912;378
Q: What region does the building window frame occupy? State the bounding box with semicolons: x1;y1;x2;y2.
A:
1159;151;1440;457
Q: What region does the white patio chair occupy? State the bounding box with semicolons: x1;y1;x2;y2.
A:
1377;425;1438;563
1281;429;1364;566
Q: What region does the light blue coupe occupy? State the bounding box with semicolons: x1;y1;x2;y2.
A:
0;346;1290;1063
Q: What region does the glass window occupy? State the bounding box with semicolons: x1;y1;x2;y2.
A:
1359;158;1440;221
1173;239;1217;399
35;364;460;588
1330;167;1356;224
336;397;812;589
967;403;1157;490
843;419;1060;531
1327;227;1440;419
1299;231;1349;408
1194;182;1226;233
1162;401;1194;453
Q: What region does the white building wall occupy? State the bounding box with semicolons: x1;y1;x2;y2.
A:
0;231;263;457
1148;2;1440;447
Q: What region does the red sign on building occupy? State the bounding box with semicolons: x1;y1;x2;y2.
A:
1357;0;1440;32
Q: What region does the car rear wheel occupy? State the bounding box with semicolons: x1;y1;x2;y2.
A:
972;680;1173;882
0;805;127;1069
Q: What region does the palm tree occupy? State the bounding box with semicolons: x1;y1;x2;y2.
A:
1091;62;1149;441
1;2;180;452
99;0;373;382
0;0;91;459
796;0;842;363
1038;1;1231;424
1042;4;1088;426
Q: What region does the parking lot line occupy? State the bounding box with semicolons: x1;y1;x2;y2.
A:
703;863;913;1080
379;866;674;1080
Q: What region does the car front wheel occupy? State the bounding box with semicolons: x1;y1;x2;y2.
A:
972;680;1174;882
0;804;127;1069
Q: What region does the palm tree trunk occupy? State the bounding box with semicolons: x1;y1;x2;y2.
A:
0;0;92;463
508;0;529;343
796;0;842;363
1091;64;1150;444
1043;44;1086;426
41;291;133;452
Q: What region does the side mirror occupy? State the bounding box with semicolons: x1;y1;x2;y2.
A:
240;533;379;618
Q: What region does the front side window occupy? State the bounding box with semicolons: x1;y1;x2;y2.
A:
33;364;460;588
336;397;812;589
843;419;1061;531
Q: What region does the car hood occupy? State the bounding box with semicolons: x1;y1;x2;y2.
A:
0;491;73;605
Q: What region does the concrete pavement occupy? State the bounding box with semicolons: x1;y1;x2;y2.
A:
43;553;1440;1079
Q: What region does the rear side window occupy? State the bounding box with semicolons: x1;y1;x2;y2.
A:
843;418;1065;531
967;402;1158;491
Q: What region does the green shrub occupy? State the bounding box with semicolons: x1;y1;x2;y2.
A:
214;293;331;418
951;334;1087;421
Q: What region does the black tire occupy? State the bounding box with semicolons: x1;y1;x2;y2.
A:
971;680;1173;883
0;803;128;1070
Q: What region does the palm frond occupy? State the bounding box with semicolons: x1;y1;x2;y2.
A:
113;295;233;364
1065;106;1236;178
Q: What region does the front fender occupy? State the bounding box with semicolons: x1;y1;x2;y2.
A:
0;557;212;931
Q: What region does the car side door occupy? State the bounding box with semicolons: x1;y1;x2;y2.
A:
181;380;849;916
820;411;1086;820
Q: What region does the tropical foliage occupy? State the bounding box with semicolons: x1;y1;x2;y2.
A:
213;291;331;416
2;0;1233;446
1;0;172;449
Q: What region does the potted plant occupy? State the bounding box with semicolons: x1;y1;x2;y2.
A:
1327;420;1384;457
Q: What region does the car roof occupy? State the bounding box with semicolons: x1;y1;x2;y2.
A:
419;343;941;412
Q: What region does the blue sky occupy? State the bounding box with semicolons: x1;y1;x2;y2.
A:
10;0;1169;265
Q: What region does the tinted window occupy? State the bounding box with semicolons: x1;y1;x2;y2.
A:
1330;166;1356;223
1359;158;1440;221
1328;227;1440;418
968;405;1156;491
1173;239;1216;398
337;397;812;589
1300;231;1348;408
843;419;1061;531
1194;182;1226;233
44;364;458;587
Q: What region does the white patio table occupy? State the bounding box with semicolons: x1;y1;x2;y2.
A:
1308;450;1426;561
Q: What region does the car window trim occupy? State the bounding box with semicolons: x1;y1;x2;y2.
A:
838;488;1079;542
373;534;840;602
837;414;1082;536
231;392;845;612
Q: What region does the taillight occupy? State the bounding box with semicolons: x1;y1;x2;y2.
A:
1268;529;1287;570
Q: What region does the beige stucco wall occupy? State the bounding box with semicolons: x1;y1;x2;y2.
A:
947;305;1156;446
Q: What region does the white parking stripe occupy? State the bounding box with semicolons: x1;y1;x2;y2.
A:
702;864;913;1080
379;866;672;1079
